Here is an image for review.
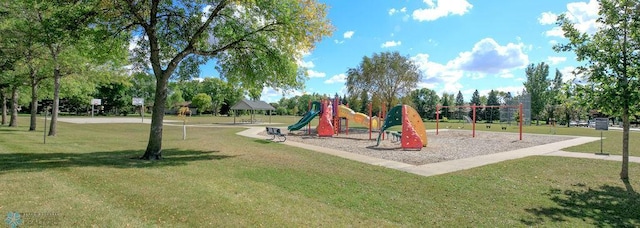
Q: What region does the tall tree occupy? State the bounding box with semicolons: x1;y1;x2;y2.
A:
358;90;369;113
455;90;464;120
346;51;423;112
441;92;450;119
544;69;564;122
106;0;332;159
486;90;500;123
33;1;104;136
555;0;640;180
409;88;438;119
523;62;551;124
469;89;481;121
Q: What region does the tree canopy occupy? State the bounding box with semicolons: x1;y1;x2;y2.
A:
346;51;423;111
104;0;333;159
555;0;640;180
523;62;551;124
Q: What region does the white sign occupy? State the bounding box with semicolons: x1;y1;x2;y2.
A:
91;99;102;105
132;97;144;106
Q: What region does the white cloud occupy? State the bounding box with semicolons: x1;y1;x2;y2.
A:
547;56;567;65
498;71;515;79
450;38;529;74
417;82;437;89
261;87;303;103
543;0;600;37
413;0;473;22
410;53;464;95
298;60;315;68
201;5;212;23
324;73;346;84
479;86;524;97
334;39;344;44
307;70;326;78
410;38;530;96
538;12;558;25
389;8;398;15
343;31;354;39
381;40;402;48
558;66;587;83
400;7;407;13
545;26;565;37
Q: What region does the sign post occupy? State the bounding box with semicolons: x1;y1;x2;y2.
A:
132;98;144;123
91;99;102;118
594;118;609;155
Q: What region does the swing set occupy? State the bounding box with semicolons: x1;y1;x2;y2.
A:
436;103;524;140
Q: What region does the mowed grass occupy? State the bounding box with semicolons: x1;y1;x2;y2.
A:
1;116;638;226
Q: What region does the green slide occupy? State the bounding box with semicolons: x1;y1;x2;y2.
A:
287;110;320;131
288;101;322;131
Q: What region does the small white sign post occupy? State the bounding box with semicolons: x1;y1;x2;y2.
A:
91;99;102;118
132;98;145;123
594;118;609;155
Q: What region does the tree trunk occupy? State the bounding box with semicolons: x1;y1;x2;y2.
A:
48;68;60;136
9;86;18;127
1;90;6;125
141;74;168;160
620;106;629;180
29;79;38;131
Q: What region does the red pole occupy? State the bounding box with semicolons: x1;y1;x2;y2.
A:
369;102;372;140
519;103;523;140
308;100;311;135
472;104;476;138
436;105;440;135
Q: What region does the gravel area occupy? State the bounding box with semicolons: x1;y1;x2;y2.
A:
261;128;576;165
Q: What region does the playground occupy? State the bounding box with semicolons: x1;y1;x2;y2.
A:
267;128;575;165
264;98;574;165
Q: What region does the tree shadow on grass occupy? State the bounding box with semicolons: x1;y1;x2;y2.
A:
0;149;234;174
521;182;640;227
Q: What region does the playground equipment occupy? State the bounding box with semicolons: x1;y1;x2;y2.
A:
288;101;321;131
436;104;524;140
337;105;382;129
289;96;387;138
316;100;334;137
376;105;427;150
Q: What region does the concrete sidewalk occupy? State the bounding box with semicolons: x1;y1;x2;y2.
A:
237;127;640;177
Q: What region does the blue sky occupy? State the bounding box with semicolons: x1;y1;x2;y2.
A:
200;0;600;103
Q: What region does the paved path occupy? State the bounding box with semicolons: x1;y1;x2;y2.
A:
238;127;640;177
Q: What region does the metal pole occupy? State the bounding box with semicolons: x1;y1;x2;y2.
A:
436;105;439;135
519;103;523;140
472;104;476;138
43;108;47;144
141;105;144;123
600;131;603;154
369;102;372;140
308;100;311;135
91;105;94;118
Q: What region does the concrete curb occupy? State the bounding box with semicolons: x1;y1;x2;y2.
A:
237;127;640;177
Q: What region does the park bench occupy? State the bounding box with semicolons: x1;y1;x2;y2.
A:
266;127;286;142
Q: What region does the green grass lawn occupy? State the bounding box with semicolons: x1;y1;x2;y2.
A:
1;116;638;226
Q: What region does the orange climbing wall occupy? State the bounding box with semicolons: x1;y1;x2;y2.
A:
401;105;423;150
404;105;427;147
